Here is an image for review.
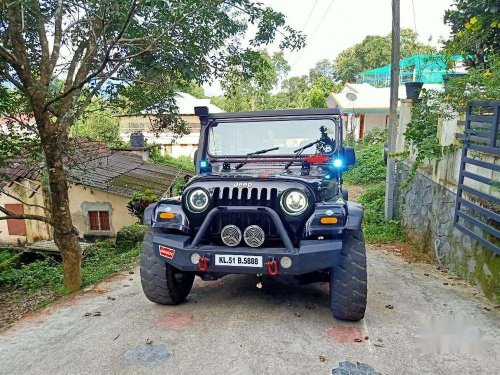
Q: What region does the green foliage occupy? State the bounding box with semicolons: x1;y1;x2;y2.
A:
115;224;148;253
0;258;64;292
358;183;403;243
444;54;500;108
343;129;388;185
444;0;500;68
0;242;141;295
149;146;195;173
333;29;436;82
127;189;159;222
71;100;121;146
81;243;141;287
402;90;456;185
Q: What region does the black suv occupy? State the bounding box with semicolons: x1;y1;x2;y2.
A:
140;107;367;321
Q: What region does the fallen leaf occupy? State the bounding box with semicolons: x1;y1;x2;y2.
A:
83;312;92;317
93;311;102;317
443;282;449;285
305;304;312;310
294;312;301;317
364;336;369;340
129;271;135;274
145;338;153;345
424;273;429;276
354;338;363;343
377;338;383;342
319;355;326;362
374;343;384;348
107;296;116;301
385;304;394;309
113;334;120;341
484;307;491;311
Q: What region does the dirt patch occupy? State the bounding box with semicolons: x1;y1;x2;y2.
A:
326;325;366;343
371;241;434;264
156;312;194;330
0;288;57;332
345;185;364;202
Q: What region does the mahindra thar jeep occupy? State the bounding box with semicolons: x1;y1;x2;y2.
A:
140;107;367;321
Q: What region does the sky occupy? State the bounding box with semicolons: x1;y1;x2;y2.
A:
204;0;453;96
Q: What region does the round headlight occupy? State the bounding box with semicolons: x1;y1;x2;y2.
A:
281;189;308;216
187;188;209;212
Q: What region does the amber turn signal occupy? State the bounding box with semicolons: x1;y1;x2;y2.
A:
320;217;338;224
159;212;175;220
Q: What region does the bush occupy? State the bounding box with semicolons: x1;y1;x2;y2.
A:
127;189;159;222
82;243;141;287
0;258;63;291
358;183;403;243
115;224;147;252
343;143;386;185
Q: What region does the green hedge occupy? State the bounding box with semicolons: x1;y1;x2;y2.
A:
115;224;147;253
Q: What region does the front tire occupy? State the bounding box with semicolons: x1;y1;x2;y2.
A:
140;244;195;305
330;229;367;321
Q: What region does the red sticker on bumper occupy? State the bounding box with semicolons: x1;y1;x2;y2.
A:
159;245;175;259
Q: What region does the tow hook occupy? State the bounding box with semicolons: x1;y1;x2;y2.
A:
266;257;279;276
198;255;209;271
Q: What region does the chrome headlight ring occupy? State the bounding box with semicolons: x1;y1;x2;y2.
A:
186;188;210;213
280;189;308;216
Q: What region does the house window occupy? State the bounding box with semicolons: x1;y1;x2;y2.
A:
5;203;27;236
88;211;110;231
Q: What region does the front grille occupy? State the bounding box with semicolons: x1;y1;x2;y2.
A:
212;187;278;208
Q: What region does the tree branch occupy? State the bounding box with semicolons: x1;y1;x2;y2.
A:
49;0;64;75
0;205;52;225
0;189;50;213
44;0;138;112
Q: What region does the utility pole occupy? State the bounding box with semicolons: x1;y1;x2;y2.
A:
384;0;400;220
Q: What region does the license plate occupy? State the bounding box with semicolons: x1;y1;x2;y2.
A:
215;254;262;268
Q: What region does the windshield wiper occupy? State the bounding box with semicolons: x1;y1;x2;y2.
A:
284;140;320;169
235;147;279;170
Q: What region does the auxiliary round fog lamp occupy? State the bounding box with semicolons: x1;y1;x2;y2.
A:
190;253;201;265
280;256;292;269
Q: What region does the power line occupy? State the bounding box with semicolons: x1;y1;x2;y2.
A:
301;0;320;33
290;0;337;70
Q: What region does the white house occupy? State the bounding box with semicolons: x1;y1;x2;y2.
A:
117;92;223;159
327;83;441;139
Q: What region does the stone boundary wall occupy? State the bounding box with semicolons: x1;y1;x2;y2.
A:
394;163;499;302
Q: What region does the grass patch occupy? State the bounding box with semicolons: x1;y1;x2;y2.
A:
357;183;403;243
0;242;141;296
344;129;404;243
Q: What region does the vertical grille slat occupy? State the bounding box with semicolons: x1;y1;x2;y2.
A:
211;186;277;208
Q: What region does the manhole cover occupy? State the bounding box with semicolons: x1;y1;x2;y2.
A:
332;361;381;375
124;344;171;368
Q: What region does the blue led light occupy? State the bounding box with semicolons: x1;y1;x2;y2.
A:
200;160;208;168
332;159;343;168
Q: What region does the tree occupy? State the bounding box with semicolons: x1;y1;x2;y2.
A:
0;0;303;291
444;0;500;68
214;51;291;111
71;100;121;146
332;29;436;82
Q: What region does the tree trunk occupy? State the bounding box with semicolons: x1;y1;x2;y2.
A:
38;115;82;292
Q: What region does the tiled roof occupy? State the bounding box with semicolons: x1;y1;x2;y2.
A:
69;151;185;197
1;140;189;197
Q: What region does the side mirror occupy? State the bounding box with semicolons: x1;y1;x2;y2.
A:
343;147;356;167
193;149;198;166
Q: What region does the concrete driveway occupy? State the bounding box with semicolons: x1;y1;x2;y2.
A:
0;247;498;375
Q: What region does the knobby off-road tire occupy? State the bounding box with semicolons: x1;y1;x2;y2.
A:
330;229;367;321
140;244;195;305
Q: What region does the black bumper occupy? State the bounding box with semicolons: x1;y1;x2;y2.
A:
144;228;342;275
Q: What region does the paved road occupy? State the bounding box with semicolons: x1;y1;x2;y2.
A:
1;247;498;375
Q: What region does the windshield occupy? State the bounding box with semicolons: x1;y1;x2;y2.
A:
208;119;337;156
